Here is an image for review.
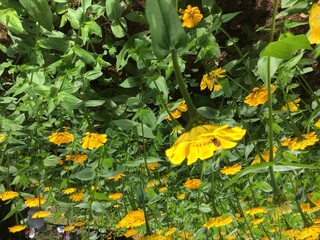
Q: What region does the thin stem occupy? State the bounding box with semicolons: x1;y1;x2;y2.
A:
269;0;279;43
171;49;199;119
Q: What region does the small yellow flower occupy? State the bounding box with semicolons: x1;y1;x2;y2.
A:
81;132;107;150
63;188;77;194
66;153;88;163
148;162;161;170
179;5;203;28
309;3;320;44
108;192;123;200
108;173;125;181
116;209;145;228
177;193;186;199
0;190;19;201
315;119;320;128
32;211;51;218
184;178;201;189
0;134;5;142
203;216;233;228
244;84;276;107
251;146;277;165
200;68;226;92
69;192;84;202
58;159;64;165
281;98;300;112
125;228;138;238
48;131;74;145
165;227;177;236
64;225;75;232
166;101;188;121
159;187;168;193
220;164;242;176
24;196;46;208
245;207;268;216
74;221;84;227
8;225;26;233
252;217;264;226
281;132;319;151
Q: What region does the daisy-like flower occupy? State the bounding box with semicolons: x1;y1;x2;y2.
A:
81;132;107;150
24;196;46;208
48;131;74;145
66;153;88;163
108;192;123;200
108;173;125;181
165;124;246;165
179;5;203;28
251;146;277;165
32;211;51;218
148;162;161;170
245;207;268;216
184;178;201;189
63;188;77;194
281;98;301;112
177;193;186;199
220;164;242;176
116;209;145;228
0;190;19;201
281;132;319;151
166;101;188;121
203;216;233;228
69;192;84;202
309;3;320;44
200;68;226;92
244;84;276;107
8;225;26;233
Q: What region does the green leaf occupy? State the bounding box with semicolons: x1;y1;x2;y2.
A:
111;119;139;129
72;168;95;181
136;124;154;138
0;9;26;34
43;155;59;167
93;192;109;201
74;46;96;64
260;34;312;59
111;17;127;38
91;201;105;213
257;56;282;83
146;0;188;59
220;12;242;23
19;0;53;31
84;100;105;107
106;0;122;21
119;77;140;88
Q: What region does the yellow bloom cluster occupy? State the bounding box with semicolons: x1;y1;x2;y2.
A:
309;3;320;44
220;164;242;175
245;206;268;216
184;178;201;189
166;101;188;121
0;190;19;201
116;209;145;228
108;192;123;200
179;5;203;28
200;68;226;92
281;132;319;151
203;216;233;228
8;225;26;233
66;153;88;163
48;131;74;145
244;84;276;107
82;132;107;150
32;211;51;218
166;124;246;165
281;98;300;112
24;196;46;208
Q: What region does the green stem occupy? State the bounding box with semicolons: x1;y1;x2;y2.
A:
269;0;279;43
295;200;312;227
142;202;152;235
210;170;219;215
171;49;198;119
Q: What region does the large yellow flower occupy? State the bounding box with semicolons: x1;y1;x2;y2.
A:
0;190;19;201
116;209;145;228
309;3;320;44
165;124;246;165
24;196;46;208
48;131;74;145
81;132;107;150
179;5;203;28
244;84;275;107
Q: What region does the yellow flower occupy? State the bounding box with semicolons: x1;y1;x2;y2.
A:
69;192;84;202
184;178;201;189
220;164;242;175
165;227;177;236
125;228;138;238
245;207;268;216
166;124;246;165
48;131;74;145
81;132;107;150
177;193;186;199
315;119;320;128
24;196;46;208
251;146;277;165
244;84;276;107
309;3;320;44
63;188;77;194
252;217;264;226
148;162;161;170
64;225;75;232
58;159;64;165
32;211;51;218
281;132;319;151
108;173;125;181
203;216;233;228
200;68;226;92
74;221;84;227
166;101;188;121
159;187;168;192
0;190;19;201
179;5;203;28
116;209;145;228
8;225;26;233
141;234;168;240
66;153;88;163
0;134;5;142
108;192;123;200
281;98;300;112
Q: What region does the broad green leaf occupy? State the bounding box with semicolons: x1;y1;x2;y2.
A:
119;77;140;88
19;0;53;31
111;17;127;38
43;155;59;167
91;201;105;213
93;192;109;201
136;124;154;138
199;204;212;213
257;56;282;83
106;0;122;21
220;12;242;23
74;46;96;64
0;9;26;34
111;119;139;129
84;100;105;107
146;0;188;59
260;34;312;59
72;168;95;181
134;107;157;127
84;70;103;80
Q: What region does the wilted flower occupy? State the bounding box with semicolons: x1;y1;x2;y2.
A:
81;132;107;150
251;146;277;165
125;228;138;238
179;5;203;28
200;68;226;92
66;153;88;163
108;173;125;181
64;225;75;232
220;164;242;175
166;101;188;121
148;162;161;170
48;131;74;145
244;84;276;107
165;227;177;236
0;190;19;201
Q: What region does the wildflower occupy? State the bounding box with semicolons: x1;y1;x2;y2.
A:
204;216;233;228
81;132;107;150
200;68;226;92
252;217;264;226
159;187;168;192
0;190;19;201
141;234;168;240
108;193;123;200
8;225;26;233
184;178;201;189
0;134;5;142
24;196;46;208
74;221;84;227
165;227;177;236
179;5;203;28
148;162;161;170
281;98;300;112
32;211;51;218
244;84;276;107
220;164;242;175
108;173;125;181
251;146;277;165
48;131;74;145
245;207;268;216
63;188;77;194
281;132;319;151
66;153;88;164
177;193;186;199
166;124;246;165
64;225;75;232
125;229;138;238
309;3;320;44
58;159;63;165
166;101;188;121
116;209;145;228
69;192;84;202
